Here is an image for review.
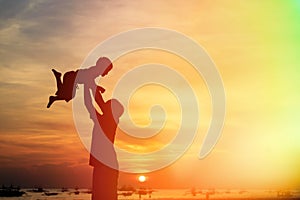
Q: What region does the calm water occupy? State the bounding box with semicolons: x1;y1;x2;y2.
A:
1;189;300;200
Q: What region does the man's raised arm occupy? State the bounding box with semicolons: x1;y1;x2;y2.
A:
84;84;97;121
94;86;106;113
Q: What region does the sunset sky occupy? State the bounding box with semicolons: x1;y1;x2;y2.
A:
0;0;300;189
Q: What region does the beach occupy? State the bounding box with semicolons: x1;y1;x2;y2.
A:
1;189;299;200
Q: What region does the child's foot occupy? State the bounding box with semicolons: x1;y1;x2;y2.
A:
52;69;61;78
47;96;55;108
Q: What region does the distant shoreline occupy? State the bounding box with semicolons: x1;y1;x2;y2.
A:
136;198;299;200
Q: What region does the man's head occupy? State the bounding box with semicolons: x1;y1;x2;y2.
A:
96;57;113;77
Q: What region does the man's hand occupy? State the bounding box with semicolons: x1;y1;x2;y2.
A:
97;86;105;93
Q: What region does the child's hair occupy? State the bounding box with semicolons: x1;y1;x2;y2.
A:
97;57;113;74
96;57;112;69
88;57;113;79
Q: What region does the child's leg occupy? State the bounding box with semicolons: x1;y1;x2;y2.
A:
52;69;62;94
47;95;64;108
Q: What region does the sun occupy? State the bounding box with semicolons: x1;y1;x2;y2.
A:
138;175;146;183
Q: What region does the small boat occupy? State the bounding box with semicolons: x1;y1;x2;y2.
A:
27;187;47;193
72;187;80;195
238;190;247;194
277;190;293;198
82;189;92;194
136;188;156;198
0;185;25;197
118;185;136;192
118;185;136;197
61;187;69;192
118;191;134;197
184;187;202;196
44;192;59;196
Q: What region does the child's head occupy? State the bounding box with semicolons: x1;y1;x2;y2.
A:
96;57;113;77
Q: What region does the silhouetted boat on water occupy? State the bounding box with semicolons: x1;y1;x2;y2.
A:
117;185;156;198
27;187;47;193
277;190;293;198
136;188;155;199
118;185;135;197
119;191;134;197
61;187;69;192
81;189;92;194
184;187;203;196
44;192;59;196
0;185;25;197
73;187;80;195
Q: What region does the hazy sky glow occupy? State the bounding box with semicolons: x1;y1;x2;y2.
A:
0;0;300;189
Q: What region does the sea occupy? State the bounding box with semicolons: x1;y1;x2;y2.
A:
1;188;300;200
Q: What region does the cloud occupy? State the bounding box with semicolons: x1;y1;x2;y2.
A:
0;0;74;38
0;164;92;188
0;0;31;21
0;131;89;171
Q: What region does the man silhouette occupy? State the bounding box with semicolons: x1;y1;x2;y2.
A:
84;82;124;200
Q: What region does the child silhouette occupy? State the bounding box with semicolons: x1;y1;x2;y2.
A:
47;57;112;108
